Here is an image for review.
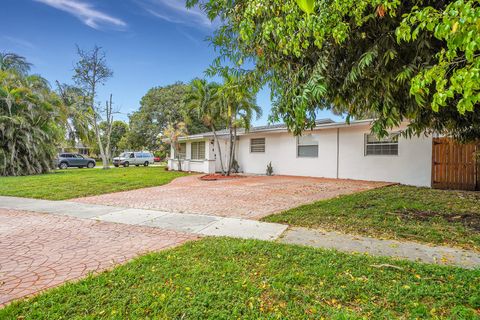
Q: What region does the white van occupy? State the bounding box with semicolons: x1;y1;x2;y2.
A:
113;151;155;167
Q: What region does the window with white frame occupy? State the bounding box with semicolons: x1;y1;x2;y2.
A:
177;143;186;159
250;138;265;153
297;134;318;157
191;141;206;160
364;133;399;156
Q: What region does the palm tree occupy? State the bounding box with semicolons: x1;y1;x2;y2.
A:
0;52;32;75
56;82;92;147
185;78;226;174
219;74;262;175
0;55;65;176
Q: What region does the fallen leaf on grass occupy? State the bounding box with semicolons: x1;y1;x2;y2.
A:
370;264;403;270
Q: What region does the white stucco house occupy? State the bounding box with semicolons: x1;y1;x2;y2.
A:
167;119;434;187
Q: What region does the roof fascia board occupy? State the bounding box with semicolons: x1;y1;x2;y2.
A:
177;119;375;141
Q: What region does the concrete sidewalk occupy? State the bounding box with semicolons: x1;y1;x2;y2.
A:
281;227;480;269
1;195;479;269
0;196;287;241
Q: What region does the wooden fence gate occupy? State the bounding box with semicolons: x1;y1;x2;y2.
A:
432;138;479;191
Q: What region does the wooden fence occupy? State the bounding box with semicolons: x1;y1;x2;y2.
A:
432;138;479;191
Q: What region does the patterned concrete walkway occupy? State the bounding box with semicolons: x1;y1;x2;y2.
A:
72;175;387;219
0;195;287;306
0;209;197;306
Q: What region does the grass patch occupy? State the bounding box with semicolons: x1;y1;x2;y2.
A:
0;166;187;200
263;185;480;251
1;238;479;319
95;160;107;167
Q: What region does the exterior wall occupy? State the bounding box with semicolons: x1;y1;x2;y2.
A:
337;125;432;187
237;131;338;178
213;137;239;173
213;137;229;173
237;124;432;187
168;123;433;187
167;139;215;174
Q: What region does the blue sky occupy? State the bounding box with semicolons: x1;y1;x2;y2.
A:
1;0;340;125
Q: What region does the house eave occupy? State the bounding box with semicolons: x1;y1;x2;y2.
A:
172;119;375;142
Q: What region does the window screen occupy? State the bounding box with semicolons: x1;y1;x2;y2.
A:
177;143;186;159
365;133;399;156
250;138;265;153
191;141;205;160
297;134;318;157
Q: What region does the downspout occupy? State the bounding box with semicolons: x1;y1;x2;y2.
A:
336;128;340;179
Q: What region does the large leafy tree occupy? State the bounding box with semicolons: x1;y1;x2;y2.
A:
97;120;129;157
127;82;210;151
189;0;479;141
397;0;480;141
0;55;65;176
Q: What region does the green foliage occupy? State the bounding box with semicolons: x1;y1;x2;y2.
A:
185;78;227;173
73;45;112;97
185;78;224;130
2;238;479;318
218;72;262;174
126;82;209;151
72;45;114;168
183;75;260;174
0;54;65;176
0;52;32;75
0;166;186;200
266;161;274;175
109;120;129;154
264;185;480;251
55;82;92;147
163;122;188;171
397;0;480;116
296;0;314;14
98;120;129;156
191;0;480;141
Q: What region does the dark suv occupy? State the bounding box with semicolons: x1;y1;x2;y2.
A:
56;153;96;169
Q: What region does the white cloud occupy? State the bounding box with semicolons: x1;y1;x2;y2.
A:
34;0;127;30
2;36;36;49
140;0;213;29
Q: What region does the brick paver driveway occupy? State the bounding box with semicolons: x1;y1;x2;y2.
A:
74;175;388;219
0;209;197;306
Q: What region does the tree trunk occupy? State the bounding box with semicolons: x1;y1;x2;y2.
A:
103;94;113;168
174;145;182;171
88;81;109;170
231;126;237;173
227;118;233;176
92;114;108;170
105;121;111;165
211;124;225;175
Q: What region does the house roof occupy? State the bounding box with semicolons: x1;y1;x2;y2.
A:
175;118;374;141
58;142;91;149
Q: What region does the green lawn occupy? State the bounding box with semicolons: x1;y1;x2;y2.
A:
95;160;107;167
1;238;479;319
264;185;480;251
0;166;187;200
